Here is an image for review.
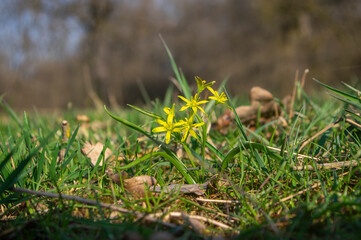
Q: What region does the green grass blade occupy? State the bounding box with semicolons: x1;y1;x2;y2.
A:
159;35;191;99
163;84;174;107
224;88;267;170
330;93;361;110
205;141;224;162
0;97;22;129
224;88;248;141
127;104;162;119
118;151;196;184
64;124;80;159
0;131;56;193
314;79;360;103
345;110;361;122
342;81;360;94
105;106;153;139
221;142;282;170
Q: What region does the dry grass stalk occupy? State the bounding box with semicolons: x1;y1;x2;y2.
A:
58;120;69;163
195;198;241;204
300;69;309;89
293;160;359;171
289;69;299;121
298;118;341;152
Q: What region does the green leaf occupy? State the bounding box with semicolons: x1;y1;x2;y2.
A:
127;104;162;119
105;106;153;139
342;81;361;95
314;79;360;104
118;151;196;184
159;35;191;100
0;96;22;129
330;93;361;110
0;131;56;193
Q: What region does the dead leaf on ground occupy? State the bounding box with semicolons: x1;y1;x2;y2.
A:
108;172;129;185
81;142;112;167
76;114;90;122
153;176;218;196
124;175;157;198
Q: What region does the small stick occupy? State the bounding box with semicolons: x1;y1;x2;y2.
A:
289;70;299;121
300;69;309;89
280;182;321;202
346;118;361;129
10;187;176;228
293;160;359;171
58;120;69;163
195;198;241;204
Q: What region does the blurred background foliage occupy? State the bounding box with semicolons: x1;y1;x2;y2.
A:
0;0;360;109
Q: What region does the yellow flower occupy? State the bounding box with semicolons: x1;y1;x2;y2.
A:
178;114;204;142
152;104;182;144
179;93;208;114
207;87;228;104
195;76;215;93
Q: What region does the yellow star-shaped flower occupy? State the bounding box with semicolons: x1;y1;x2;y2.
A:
178;114;204;142
207;87;228;104
178;93;208;114
152;104;182;144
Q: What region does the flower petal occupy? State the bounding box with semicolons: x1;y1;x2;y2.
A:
152;126;167;133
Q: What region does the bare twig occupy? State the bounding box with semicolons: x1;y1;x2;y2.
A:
280;182;321;202
346;118;361;129
10;187;175;228
195;198;241;204
289;70;299;121
300;69;309;89
293;160;359;171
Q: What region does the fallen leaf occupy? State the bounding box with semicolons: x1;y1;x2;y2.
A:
81;142;112;167
108;171;129;185
124;175;157;198
250;86;274;103
153;176;217;196
76;114;90;122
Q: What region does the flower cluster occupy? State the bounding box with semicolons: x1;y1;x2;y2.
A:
152;76;228;144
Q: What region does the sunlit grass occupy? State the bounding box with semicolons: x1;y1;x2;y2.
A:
1;52;361;238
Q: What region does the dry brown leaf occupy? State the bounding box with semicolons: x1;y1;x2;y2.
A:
76;114;90;122
250;86;274;103
81;142;112;167
124;175;157;198
153;176;217;196
108;172;129;185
